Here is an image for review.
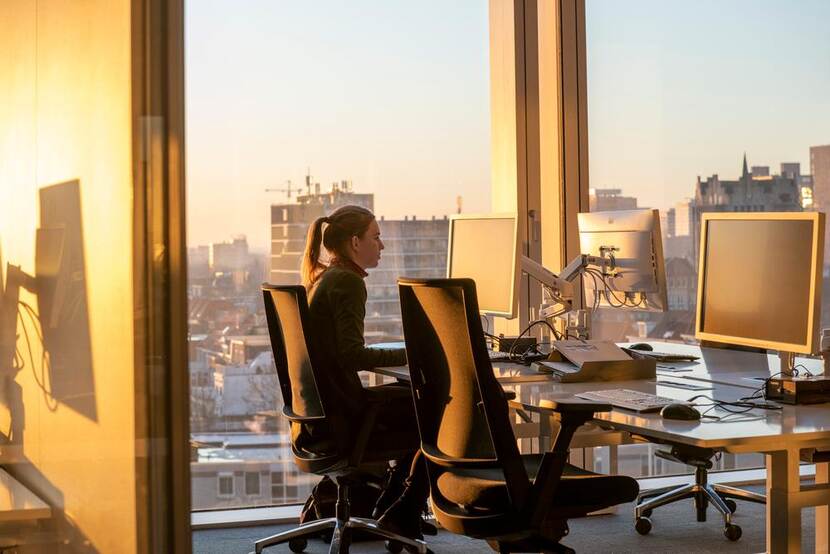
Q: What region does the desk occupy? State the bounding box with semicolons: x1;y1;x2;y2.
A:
370;342;830;553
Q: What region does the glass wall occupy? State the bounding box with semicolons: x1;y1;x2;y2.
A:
585;0;830;476
0;0;184;551
186;0;492;510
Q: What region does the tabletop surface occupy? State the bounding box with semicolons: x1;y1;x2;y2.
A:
369;341;830;452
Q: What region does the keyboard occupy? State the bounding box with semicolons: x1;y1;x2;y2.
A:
575;389;682;413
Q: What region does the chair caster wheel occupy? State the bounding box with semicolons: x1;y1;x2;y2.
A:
641;508;653;518
385;540;403;553
288;538;307;552
724;524;742;541
635;517;652;535
724;499;737;513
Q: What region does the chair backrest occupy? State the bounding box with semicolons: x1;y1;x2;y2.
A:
261;284;325;421
398;277;531;512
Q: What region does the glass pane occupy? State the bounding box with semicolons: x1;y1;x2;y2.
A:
586;0;830;476
186;0;491;509
0;1;171;550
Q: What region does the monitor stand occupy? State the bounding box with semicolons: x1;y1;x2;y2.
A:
779;351;796;376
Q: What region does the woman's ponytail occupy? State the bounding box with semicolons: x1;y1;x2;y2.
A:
301;216;328;288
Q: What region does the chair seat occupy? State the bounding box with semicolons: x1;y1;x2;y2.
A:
436;454;638;512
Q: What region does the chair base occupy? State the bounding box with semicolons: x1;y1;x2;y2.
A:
254;516;428;554
634;470;765;539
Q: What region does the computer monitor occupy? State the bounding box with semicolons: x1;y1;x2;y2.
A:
577;209;668;312
695;212;824;355
446;214;520;318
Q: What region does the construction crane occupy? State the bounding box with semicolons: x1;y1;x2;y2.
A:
265;180;297;200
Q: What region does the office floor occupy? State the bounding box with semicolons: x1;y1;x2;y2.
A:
192;487;817;554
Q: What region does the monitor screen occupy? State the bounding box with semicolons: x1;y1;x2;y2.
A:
447;215;519;318
696;213;824;353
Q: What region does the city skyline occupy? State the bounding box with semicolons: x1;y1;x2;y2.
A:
186;0;830;253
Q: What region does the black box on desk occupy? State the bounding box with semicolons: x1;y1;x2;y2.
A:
765;375;830;405
496;335;537;353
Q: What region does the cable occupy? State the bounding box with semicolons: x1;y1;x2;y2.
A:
686;392;782;421
507;317;565;363
16;302;58;411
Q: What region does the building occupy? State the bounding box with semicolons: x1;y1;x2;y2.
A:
663;199;694;262
210;235;250;273
589;188;638;211
364;215;449;341
269;176;373;285
190;433;317;510
811;145;830;268
690;154;804;266
270;186;449;341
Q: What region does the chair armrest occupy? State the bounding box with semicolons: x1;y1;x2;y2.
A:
421;444;499;469
282;406;327;423
526;398;611;525
539;398;611;413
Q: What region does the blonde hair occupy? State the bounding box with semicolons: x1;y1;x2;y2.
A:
301;204;375;288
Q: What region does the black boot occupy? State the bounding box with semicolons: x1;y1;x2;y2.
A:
377;496;425;541
372;461;408;520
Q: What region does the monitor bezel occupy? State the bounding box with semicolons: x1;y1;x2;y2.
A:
694;211;825;354
446;213;520;319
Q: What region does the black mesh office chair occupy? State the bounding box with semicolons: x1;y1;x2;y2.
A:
256;284;427;554
633;443;765;541
398;277;639;553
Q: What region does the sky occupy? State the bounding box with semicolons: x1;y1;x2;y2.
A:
587;0;830;211
186;0;830;252
185;0;491;252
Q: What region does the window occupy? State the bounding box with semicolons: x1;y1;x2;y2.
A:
244;472;261;497
217;473;234;498
187;1;492;509
584;0;828;478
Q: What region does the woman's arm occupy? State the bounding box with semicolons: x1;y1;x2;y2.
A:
328;272;407;370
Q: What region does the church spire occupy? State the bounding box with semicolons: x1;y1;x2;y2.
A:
742;152;749;180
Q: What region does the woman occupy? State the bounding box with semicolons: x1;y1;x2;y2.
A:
301;204;430;541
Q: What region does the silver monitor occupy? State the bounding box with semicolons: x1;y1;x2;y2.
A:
695;212;825;355
446;214;520;319
577;209;668;312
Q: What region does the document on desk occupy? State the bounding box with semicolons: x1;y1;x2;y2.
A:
552;340;631;368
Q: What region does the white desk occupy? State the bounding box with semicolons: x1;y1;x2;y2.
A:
370;342;830;553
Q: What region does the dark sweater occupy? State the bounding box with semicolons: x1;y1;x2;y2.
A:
307;265;407;418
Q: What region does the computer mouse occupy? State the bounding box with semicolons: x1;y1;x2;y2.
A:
660;403;701;421
629;342;654;351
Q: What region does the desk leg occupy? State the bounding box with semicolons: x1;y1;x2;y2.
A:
766;449;802;554
539;412;552;452
817;461;830;554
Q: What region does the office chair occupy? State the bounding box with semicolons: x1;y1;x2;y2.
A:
634;443;765;541
397;277;639;554
256;284;427;554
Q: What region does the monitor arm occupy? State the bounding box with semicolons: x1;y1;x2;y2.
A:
1;264;37;376
521;254;615;339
